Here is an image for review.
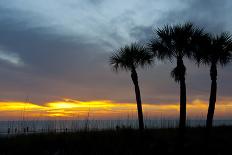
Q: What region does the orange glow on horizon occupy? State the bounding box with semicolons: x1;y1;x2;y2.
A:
0;102;44;111
0;99;231;120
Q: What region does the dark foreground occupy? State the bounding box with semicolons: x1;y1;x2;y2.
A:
1;126;232;155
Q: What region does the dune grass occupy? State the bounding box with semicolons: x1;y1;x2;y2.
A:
1;126;232;155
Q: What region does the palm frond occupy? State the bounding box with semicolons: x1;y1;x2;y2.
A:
204;33;232;66
150;22;208;61
171;67;181;83
191;31;211;66
170;61;186;83
109;43;154;72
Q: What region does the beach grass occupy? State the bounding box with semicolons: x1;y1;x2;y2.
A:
1;126;232;155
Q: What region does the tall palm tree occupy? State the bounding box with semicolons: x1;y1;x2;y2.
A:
109;43;153;130
149;23;205;133
193;33;232;132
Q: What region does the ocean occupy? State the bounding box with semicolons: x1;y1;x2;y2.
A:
1;119;232;136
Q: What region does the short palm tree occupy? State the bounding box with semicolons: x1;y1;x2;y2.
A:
193;33;232;132
109;43;153;130
149;23;205;133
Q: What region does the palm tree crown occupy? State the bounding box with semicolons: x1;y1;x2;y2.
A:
150;23;204;59
149;23;205;82
194;33;232;66
110;43;153;72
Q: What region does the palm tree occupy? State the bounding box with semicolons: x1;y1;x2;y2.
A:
193;33;232;132
149;23;205;133
109;43;153;130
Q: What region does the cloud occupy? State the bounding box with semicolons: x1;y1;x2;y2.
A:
158;0;232;33
0;0;231;108
0;48;24;66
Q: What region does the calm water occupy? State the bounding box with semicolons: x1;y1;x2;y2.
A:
1;119;232;136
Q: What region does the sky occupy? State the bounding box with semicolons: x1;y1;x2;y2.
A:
0;0;232;120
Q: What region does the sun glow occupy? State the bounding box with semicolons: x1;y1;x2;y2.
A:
0;99;231;120
47;102;80;109
0;102;44;111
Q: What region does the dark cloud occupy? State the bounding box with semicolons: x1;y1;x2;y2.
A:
129;25;153;43
126;0;232;102
158;0;232;33
0;0;231;106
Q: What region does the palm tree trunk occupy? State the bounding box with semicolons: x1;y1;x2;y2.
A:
179;76;186;131
172;57;187;147
178;58;187;132
206;63;217;131
131;67;144;130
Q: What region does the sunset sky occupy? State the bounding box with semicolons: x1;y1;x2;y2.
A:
0;0;232;120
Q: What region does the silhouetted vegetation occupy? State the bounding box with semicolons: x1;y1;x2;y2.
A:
1;126;232;155
193;32;232;134
109;22;232;148
109;43;153;130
